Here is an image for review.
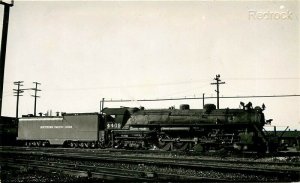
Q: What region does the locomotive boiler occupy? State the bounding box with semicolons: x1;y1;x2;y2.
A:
104;102;269;152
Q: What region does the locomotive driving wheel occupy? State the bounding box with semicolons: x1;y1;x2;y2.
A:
156;135;173;151
173;141;189;151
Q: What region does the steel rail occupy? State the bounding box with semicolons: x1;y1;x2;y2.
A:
1;146;299;167
1;158;225;181
0;149;299;171
1;150;299;180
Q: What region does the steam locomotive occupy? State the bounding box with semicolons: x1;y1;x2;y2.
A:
17;102;275;152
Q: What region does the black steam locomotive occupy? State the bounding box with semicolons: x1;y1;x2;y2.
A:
17;102;275;152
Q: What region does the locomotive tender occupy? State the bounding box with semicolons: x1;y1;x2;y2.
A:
17;102;272;152
18;113;104;148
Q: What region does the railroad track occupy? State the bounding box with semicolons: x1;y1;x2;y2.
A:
1;146;299;181
1;158;225;181
2;146;300;157
1;146;299;168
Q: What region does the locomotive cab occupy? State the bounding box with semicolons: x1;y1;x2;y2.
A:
102;108;132;129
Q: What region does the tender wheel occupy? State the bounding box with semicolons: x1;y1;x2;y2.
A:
70;142;75;148
79;142;84;148
90;142;96;148
32;141;37;147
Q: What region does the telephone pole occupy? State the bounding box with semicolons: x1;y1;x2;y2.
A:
13;81;24;119
202;93;205;108
31;82;41;116
211;74;225;109
0;0;13;115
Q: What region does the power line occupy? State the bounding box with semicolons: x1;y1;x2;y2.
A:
39;77;299;92
13;81;41;118
225;77;300;80
103;94;300;103
45;80;211;91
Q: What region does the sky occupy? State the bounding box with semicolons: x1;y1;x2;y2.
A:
1;0;299;130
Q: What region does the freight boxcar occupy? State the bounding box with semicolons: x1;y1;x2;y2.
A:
17;113;104;147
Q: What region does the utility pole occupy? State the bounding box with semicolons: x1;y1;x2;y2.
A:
0;0;13;115
210;74;225;109
202;93;205;108
13;81;24;119
31;82;41;116
101;98;104;112
99;98;105;114
99;101;102;113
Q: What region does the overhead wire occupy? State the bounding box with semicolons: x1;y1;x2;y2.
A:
104;94;300;102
